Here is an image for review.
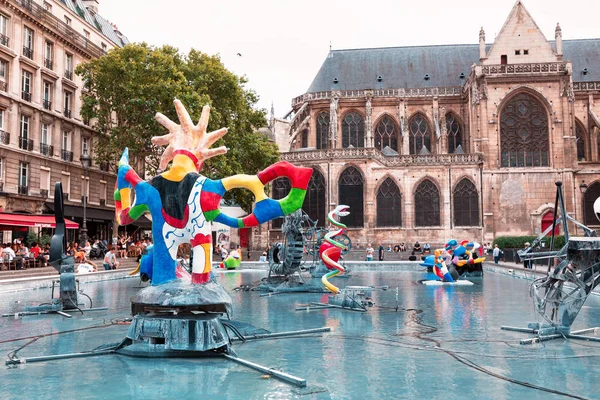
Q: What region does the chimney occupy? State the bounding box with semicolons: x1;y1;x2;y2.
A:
479;27;486;61
555;23;563;60
82;0;99;14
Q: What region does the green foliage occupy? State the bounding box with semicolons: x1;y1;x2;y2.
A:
493;235;566;249
25;231;38;247
38;234;52;247
76;43;279;212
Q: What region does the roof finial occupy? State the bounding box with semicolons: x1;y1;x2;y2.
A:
479;27;485;42
555;22;562;38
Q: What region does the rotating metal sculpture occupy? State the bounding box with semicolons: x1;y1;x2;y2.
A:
320;205;350;294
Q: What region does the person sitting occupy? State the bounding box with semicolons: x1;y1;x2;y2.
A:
1;243;16;270
413;241;421;254
400;242;406;252
259;252;267;262
408;251;417;261
15;242;29;270
103;246;119;270
29;242;46;267
394;245;400;253
423;243;431;252
77;259;97;274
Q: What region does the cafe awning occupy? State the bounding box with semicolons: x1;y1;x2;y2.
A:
0;213;79;229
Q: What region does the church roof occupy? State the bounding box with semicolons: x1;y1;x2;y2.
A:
306;39;600;93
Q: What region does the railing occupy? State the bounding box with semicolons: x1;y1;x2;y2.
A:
64;109;71;118
17;185;28;195
18;136;33;150
480;62;567;75
291;86;463;107
40;143;53;156
0;130;9;145
0;81;6;92
281;147;484;167
64;69;73;80
573;81;600;91
44;58;53;69
22;46;33;59
43;99;51;110
40;189;48;198
99;198;106;206
21;91;31;101
61;149;73;162
13;0;105;58
0;33;8;47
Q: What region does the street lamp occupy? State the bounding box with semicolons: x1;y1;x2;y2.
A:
580;180;588;225
80;152;91;246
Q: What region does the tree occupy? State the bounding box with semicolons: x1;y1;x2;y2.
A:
76;43;279;211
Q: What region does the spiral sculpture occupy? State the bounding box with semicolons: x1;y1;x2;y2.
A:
320;205;350;294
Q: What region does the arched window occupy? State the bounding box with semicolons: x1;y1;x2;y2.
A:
300;129;308;148
316;112;329;150
271;178;291;229
453;178;479;226
377;177;401;227
302;169;326;227
583;181;600;226
338;166;363;227
375;116;399;152
414;179;440;226
409;114;431;154
576;121;586;161
446;112;463;153
500;92;549;167
342;112;364;148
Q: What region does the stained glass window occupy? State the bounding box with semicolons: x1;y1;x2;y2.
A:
446;113;463;153
338;166;363;227
375;116;399;152
414;179;440;226
377;177;401;227
316;112;329;150
301;129;308;148
302;169;326;227
342;112;364;148
576;121;586;162
409;114;431;154
500;93;549;167
271;178;291;229
453;178;479;226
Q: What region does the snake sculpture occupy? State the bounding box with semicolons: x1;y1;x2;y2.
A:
320;205;350;294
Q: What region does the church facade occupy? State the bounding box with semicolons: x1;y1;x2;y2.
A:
266;1;600;248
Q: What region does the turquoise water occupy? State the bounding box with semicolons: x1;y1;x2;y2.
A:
1;270;600;399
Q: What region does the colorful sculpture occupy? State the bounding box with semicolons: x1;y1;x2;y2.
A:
320;205;350;294
445;239;486;268
115;100;312;286
220;250;241;270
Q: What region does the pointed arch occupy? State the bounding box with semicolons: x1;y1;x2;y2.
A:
338;166;364;227
271;177;291;229
575;119;586;162
414;178;440;226
408;113;431;154
316;111;329;150
583;181;600;226
341;111;364;148
376;177;401;227
374;114;400;152
500;91;549;167
445;111;464;153
453;177;480;226
302;168;327;227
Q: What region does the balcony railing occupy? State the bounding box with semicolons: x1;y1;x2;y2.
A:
40;189;48;198
0;130;9;145
64;69;73;80
43;99;51;110
22;46;33;59
61;149;73;162
44;58;53;69
21;91;31;102
17;185;28;195
0;33;8;47
281;147;484;167
64;109;71;118
0;81;6;92
40;143;53;156
99;199;106;206
18;136;33;151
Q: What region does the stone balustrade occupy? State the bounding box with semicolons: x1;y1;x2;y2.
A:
480;62;567;75
573;81;600;91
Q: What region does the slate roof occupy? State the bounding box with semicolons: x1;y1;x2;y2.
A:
307;39;600;93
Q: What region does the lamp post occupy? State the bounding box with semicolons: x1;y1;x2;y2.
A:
80;152;91;246
579;180;588;226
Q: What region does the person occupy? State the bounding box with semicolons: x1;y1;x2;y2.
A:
394;245;400;253
15;242;29;270
387;245;392;252
423;243;431;252
483;242;490;256
259;252;267;262
29;241;45;267
378;243;384;261
77;259;97;274
413;241;421;254
220;245;229;261
1;243;15;270
522;242;532;269
103;245;119;270
493;244;501;264
408;251;417;261
366;244;374;261
400;242;406;252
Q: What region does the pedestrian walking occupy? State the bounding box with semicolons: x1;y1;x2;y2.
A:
493;244;501;264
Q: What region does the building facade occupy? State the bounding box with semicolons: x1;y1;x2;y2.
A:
0;0;133;242
268;1;600;248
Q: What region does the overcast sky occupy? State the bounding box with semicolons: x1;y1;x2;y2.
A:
98;0;599;118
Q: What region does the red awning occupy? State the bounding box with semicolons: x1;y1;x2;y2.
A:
0;213;79;229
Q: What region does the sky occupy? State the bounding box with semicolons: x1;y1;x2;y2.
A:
97;0;600;118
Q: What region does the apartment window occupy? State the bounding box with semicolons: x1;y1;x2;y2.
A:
40;168;50;193
44;41;53;69
62;130;71;151
43;81;52;109
19;162;28;192
81;176;89;198
81;136;89;155
63;91;72;117
0;158;3;181
0;59;6;91
65;54;73;80
41;123;50;145
61;172;70;197
0;109;4;129
23;27;33;58
101;42;107;52
65;16;71;26
0;14;8;47
100;180;107;205
21;70;32;101
20;115;29;139
43;2;51;11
